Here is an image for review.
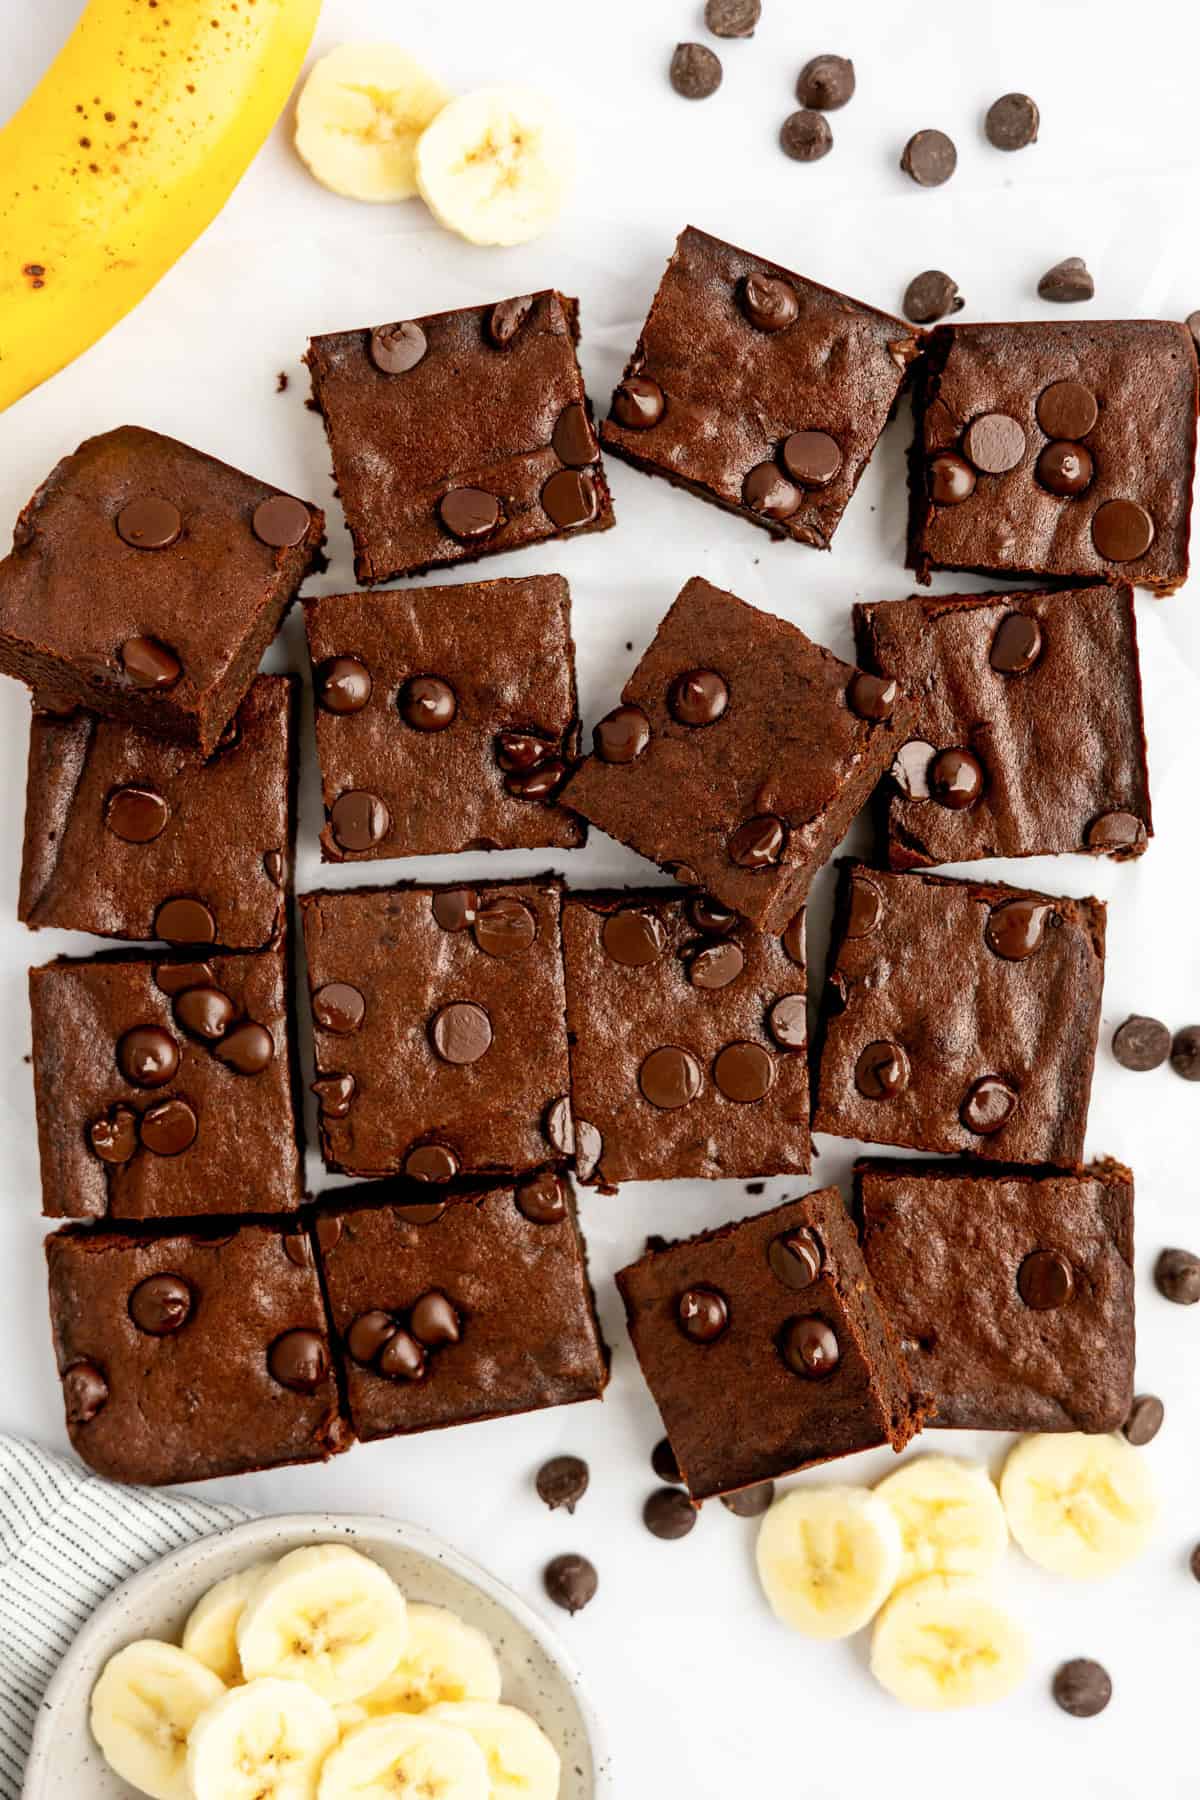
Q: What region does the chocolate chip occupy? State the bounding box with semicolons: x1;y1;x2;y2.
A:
594;704;651;762
1052;1660;1111;1719
652;1438;683;1484
928;453;976;505
318;657;372;713
121;636;181;690
1123;1394;1164;1447
117;1025;179;1088
379;1329;427;1381
536;1455;589;1513
105;786;169;843
129;1273;192;1335
154;897;216;944
312;981;365;1033
677;1286;728;1341
1112;1015;1171;1072
398;675;457;732
1091;499;1154;563
961;1075;1019;1135
780;110;833;162
670;42;722;99
985;898;1050;961
1038;440;1094;497
688;895;738;937
963;413;1027;474
929;746;984;810
900;129;957;187
891;739;935;798
505;759;567;801
544;1553;598;1613
669;668;728;727
439;488;502;542
990;612;1043;674
846;876;884;938
767;995;806;1050
495;732;552;773
847;672;897;721
796;54;855;109
173;985;235;1040
63;1361;109;1425
430;1002;493;1065
768;1227;822;1289
542;469;599;529
347;1310;398;1365
612;377;665;428
602;908;667;967
714;1041;775;1103
410;1291;461;1347
488;296;534;348
369;321;427;373
264;850;284;887
687;941;744;990
330;790;391;852
404;1143;459;1184
783;430;842;488
1038;256;1094;303
1191;1545;1200;1584
1037;380;1098;440
154;961;216;997
855;1040;909;1099
314;1216;342;1256
312;1073;356;1119
741;273;799;333
782;1316;839;1377
268;1329;329;1392
544;1097;576;1157
517;1169;569;1224
214;1021;275;1075
903;270;963;324
1170;1027;1200;1081
432;887;478;933
1085;810;1147;852
139;1097;198;1155
473;896;537;958
552;402;599;467
985;92;1039;151
1017;1249;1074;1310
641;1046;703;1110
1156;1247;1200;1304
728;813;786;867
644;1487;697;1540
116;497;181;550
89;1105;138;1163
722;1482;775;1517
705;0;759;35
251;495;311;548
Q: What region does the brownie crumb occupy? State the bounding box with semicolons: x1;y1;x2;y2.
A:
276;371;289;393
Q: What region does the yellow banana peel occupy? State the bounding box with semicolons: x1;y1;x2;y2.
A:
0;0;321;412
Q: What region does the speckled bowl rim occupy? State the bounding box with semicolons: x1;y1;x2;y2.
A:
22;1510;613;1798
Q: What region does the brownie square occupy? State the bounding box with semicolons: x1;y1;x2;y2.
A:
46;1222;347;1486
853;585;1151;869
812;864;1105;1166
300;878;570;1181
561;577;912;932
908;320;1198;594
305;291;614;583
561;889;809;1187
0;426;324;752
20;675;296;948
304;577;584;862
316;1180;608;1444
616;1187;926;1501
856;1158;1135;1433
30;944;304;1221
599;226;917;549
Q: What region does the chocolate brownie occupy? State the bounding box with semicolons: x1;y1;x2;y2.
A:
599;226;918;549
853;585;1151;868
315;1181;608;1444
561;577;912;932
560;889;809;1186
616;1187;927;1501
856;1158;1135;1433
305;292;614;582
812;863;1105;1165
304;577;584;861
300;878;570;1182
46;1222;347;1485
20;675;296;947
908;320;1198;594
0;426;324;752
30;944;303;1220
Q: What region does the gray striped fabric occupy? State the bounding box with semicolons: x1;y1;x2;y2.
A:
0;1436;249;1800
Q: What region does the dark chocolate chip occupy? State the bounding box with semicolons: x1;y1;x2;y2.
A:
312;1073;356;1118
283;1232;313;1269
505;759;567;801
318;657;372;713
644;1487;697;1540
173;985;235;1040
488;296;534;348
544;1553;598;1613
544;1097;575;1156
1170;1027;1200;1081
669;668;728;727
652;1438;683;1484
903;270;963;324
1037;440;1094;497
378;1329;427;1381
985;92;1039;151
782;430;842;488
1112;1015;1171;1072
687;940;744;990
1052;1660;1111;1719
105;787;169;843
796;54;855;109
347;1310;398;1366
495;731;552;773
536;1455;589;1513
767;995;807;1050
1037;380;1098;440
154;961;216;997
1156;1247;1200;1304
432;887;478;933
891;739;935;798
542;468;599;529
552;402;599;467
728;813;786;867
741;273;799;333
214;1021;275;1075
928;453;976;505
612;376;665;428
713;1040;775;1103
129;1273;192;1335
575;1118;603;1181
1085;810;1147;852
779;110;833;162
768;1227;822;1290
369;320;427;373
929;745;984;810
517;1169;569;1224
670;42;722;100
330;790;391;852
640;1046;703;1110
90;1105;138;1163
140;1097;197;1156
63;1361;109;1425
404;1143;459;1184
846;875;884;938
985;898;1049;961
117;1025;179;1088
990;612;1043;674
677;1286;728;1342
121;636;181;690
963;413;1027;474
429;1002;493;1066
782;1316;840;1377
268;1329;329;1392
705;0;759;34
900;129;957;186
602;908;666;967
311;981;365;1033
439;488;502;542
154;897;216;945
1038;256;1094;303
410;1290;461;1347
264;851;285;886
251;495;311;548
1123;1394;1164;1447
593;704;651;763
688;894;738;937
721;1483;775;1517
847;672;897;721
116;497;182;550
315;1216;342;1256
1091;499;1154;563
1017;1249;1074;1310
855;1040;909;1099
961;1075;1019;1135
399;675;457;732
473;896;537;958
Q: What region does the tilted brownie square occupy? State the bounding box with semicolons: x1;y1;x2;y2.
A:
46;1221;348;1486
315;1179;608;1444
20;674;296;948
300;878;570;1182
560;889;809;1187
853;585;1151;869
561;576;912;932
0;426;324;752
616;1187;927;1502
30;944;304;1220
908;320;1198;594
856;1158;1135;1433
305;577;584;861
812;863;1105;1166
305;291;614;583
599;226;917;549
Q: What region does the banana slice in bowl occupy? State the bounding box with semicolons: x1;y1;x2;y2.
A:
318;1715;490;1800
358;1603;502;1715
426;1701;562;1800
88;1641;225;1800
236;1544;410;1703
181;1562;272;1686
187;1679;338;1800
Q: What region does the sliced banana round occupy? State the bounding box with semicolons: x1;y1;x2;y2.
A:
874;1456;1008;1585
318;1714;489;1800
870;1575;1029;1710
755;1485;903;1639
1000;1431;1157;1579
188;1677;338;1800
90;1640;226;1800
359;1603;502;1715
182;1561;272;1685
294;44;451;202
415;86;574;246
237;1544;409;1703
426;1702;560;1800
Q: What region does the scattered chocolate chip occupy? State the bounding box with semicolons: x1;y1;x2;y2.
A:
782;1316;840;1377
644;1487;697;1540
116;497;181;550
1123;1394;1164;1447
517;1169;569;1224
369;320;427;374
311;981;365;1033
1091;499;1154;562
63;1361;108;1425
783;430;842;488
990;612;1043;674
891;739;935;798
129;1273;192;1335
688;894;738;937
985;92;1039;151
154;896;216;944
1052;1659;1111;1719
154;961;216;997
652;1437;683;1484
641;1046;704;1110
670;42;722;99
318;656;372;713
900;129;957;187
928;453;976;505
544;1553;598;1614
268;1329;329;1392
721;1482;775;1517
929;745;984;810
1156;1247;1200;1304
612;376;666;429
439;488;502;542
105;786;169;843
855;1039;909;1099
542;469;599;529
488;296;534;348
796;54;855;110
780;110;833;162
1017;1249;1074;1311
602;908;667;967
121;636;181;690
495;731;552;774
1171;1026;1200;1081
1112;1015;1171;1072
741;273;799;333
903;270;963;324
536;1455;590;1513
329;790;391;853
1187;311;1200;351
846;875;884;939
430;1002;493;1065
312;1073;355;1119
1038;256;1094;303
669;667;729;727
473;896;537;958
677;1286;728;1342
214;1020;275;1076
705;0;759;35
251;495;311;548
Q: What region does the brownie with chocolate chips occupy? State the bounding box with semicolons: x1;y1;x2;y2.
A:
45;1221;348;1485
560;889;809;1187
853;585;1152;868
561;576;912;932
299;878;571;1182
30;944;304;1220
856;1158;1135;1433
599;226;917;549
0;427;323;753
304;577;584;861
812;863;1105;1166
305;292;614;583
616;1186;928;1502
314;1180;609;1443
908;320;1198;594
20;675;296;948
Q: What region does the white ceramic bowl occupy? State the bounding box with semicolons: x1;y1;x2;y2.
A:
22;1512;611;1799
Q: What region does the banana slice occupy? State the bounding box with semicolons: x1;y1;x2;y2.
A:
182;1562;273;1686
426;1702;560;1800
415;87;574;246
90;1640;225;1800
870;1575;1029;1710
359;1603;502;1715
999;1432;1157;1579
237;1544;409;1703
335;1702;368;1735
295;45;451;202
874;1457;1008;1586
318;1715;489;1800
187;1677;338;1800
754;1485;903;1639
